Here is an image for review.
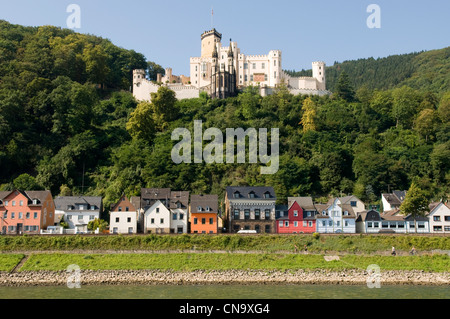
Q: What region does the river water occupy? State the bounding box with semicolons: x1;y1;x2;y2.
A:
0;284;448;299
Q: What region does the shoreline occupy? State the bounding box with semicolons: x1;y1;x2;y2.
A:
1;269;449;287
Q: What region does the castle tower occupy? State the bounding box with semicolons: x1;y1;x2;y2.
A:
312;61;326;91
133;69;146;87
201;29;222;58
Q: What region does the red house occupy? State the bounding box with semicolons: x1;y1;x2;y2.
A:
277;197;317;234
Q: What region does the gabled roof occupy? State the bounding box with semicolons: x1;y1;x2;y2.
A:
191;194;218;214
288;197;315;210
382;191;407;206
226;186;276;200
54;196;102;211
356;210;382;222
427;201;450;216
0;190;51;207
170;191;190;209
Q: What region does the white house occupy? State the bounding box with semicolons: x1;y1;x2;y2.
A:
109;195;138;234
315;198;356;233
169;191;189;234
382;190;407;212
54;196;102;234
427;202;450;233
143;200;171;234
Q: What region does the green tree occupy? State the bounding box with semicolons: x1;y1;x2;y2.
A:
334;71;355;102
399;182;430;232
87;218;109;232
150;86;179;130
13;174;42;190
126;102;156;141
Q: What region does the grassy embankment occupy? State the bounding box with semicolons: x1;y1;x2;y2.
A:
1;234;449;273
16;253;450;273
1;234;449;253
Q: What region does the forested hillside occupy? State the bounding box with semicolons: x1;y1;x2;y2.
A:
0;21;448;214
285;47;450;94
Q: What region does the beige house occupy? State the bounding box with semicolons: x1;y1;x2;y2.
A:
427;201;450;233
109;195;138;234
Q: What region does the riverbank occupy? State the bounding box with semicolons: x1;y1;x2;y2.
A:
1;269;449;287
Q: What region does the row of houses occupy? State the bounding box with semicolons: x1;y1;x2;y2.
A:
0;187;449;235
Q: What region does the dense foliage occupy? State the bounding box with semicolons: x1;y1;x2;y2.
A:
285;48;450;94
0;21;448;215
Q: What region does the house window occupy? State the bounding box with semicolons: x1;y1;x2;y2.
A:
308;221;313;227
194;218;198;225
244;210;250;220
115;217;119;223
336;221;340;227
350;201;357;207
293;210;298;217
151;218;155;224
206;206;211;212
180;213;184;220
125;207;129;212
19;200;23;206
263;192;270;199
368;222;373;228
156;208;160;213
262;63;265;69
433;226;442;232
250;74;254;81
67;215;72;220
127;217;131;223
255;225;260;233
89;215;95;220
202;218;206;225
265;225;271;233
374;222;379;228
294;221;298;227
344;221;349;227
160;218;164;224
445;216;450;221
197;206;202;212
279;221;283;228
19;212;23;219
329;221;332;227
233;192;240;199
78;215;83;221
12;201;15;206
34;212;38;219
433;216;441;221
255;209;260;220
265;210;270;219
444;226;450;231
209;218;214;225
118;207;122;212
234;209;240;220
173;213;177;220
303;221;307;227
3;212;6;219
285;221;289;227
79;205;84;210
252;63;256;69
249;192;255;198
4;201;7;206
307;211;311;217
322;221;326;227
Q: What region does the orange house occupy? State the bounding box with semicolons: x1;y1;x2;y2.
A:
189;194;218;234
0;190;55;235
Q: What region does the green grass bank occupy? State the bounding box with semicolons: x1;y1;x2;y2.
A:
0;234;449;254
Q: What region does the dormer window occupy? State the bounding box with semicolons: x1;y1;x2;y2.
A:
233;192;240;199
197;206;202;212
263;192;270;199
176;202;181;209
32;199;38;205
322;211;327;216
79;205;84;211
344;211;349;216
91;206;96;211
68;205;73;211
249;191;255;199
206;206;211;212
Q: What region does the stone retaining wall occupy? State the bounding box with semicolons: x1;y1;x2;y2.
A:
1;269;448;287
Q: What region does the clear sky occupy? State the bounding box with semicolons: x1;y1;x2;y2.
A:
1;0;449;75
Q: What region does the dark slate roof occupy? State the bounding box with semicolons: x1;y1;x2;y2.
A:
54;196;102;212
356;210;382;222
226;186;276;200
140;188;171;210
169;191;190;209
382;191;407;206
190;194;219;214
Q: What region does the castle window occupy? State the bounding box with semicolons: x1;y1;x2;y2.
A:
244;63;248;70
274;60;277;66
252;63;256;69
262;63;265;69
250;75;253;81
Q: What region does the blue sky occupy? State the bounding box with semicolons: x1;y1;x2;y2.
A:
1;0;449;76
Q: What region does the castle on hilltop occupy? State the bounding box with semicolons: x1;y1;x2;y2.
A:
133;28;330;102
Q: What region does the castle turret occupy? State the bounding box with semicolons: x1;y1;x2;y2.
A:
312;61;326;91
201;28;222;58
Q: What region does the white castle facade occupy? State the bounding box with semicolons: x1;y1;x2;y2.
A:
133;29;330;102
